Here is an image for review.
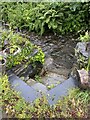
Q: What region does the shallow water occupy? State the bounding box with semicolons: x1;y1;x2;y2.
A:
21;31;77;78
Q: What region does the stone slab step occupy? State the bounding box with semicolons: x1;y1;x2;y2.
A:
8;73;41;103
31;83;48;94
47;77;79;105
41;72;66;88
8;71;79;106
26;78;37;86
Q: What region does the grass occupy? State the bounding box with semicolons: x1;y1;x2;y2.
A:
0;75;90;118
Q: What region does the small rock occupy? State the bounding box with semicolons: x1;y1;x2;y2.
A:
77;69;90;89
26;78;37;86
75;42;88;58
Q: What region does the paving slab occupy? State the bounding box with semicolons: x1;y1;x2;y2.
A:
31;83;48;94
8;73;41;103
41;72;66;88
26;78;37;86
47;77;79;105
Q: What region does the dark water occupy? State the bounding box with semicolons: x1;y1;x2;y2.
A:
20;31;77;78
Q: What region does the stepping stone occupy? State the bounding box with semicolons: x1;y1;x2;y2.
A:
26;78;37;86
8;73;41;103
47;77;79;105
41;72;66;88
31;83;48;94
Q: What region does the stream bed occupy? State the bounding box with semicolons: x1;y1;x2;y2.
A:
21;31;78;78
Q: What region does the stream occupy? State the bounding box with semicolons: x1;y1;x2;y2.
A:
21;31;78;78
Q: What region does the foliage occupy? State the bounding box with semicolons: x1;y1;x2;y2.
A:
1;29;45;69
34;75;41;82
47;84;55;90
80;31;90;42
1;2;89;35
1;75;89;118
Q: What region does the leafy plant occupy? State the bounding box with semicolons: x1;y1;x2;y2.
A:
1;29;45;69
1;2;89;35
80;31;90;42
34;75;41;82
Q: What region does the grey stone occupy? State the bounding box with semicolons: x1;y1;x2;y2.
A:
31;83;48;94
77;69;90;89
41;72;66;88
47;77;79;105
26;78;37;86
8;73;41;103
75;42;88;58
43;57;53;70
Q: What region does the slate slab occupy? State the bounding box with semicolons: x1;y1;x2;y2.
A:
41;72;66;88
26;78;37;86
31;83;48;94
47;77;79;105
8;73;41;103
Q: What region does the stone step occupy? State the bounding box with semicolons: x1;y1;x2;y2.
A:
26;78;37;86
8;71;79;106
8;73;41;103
31;83;48;94
41;72;66;88
47;77;79;105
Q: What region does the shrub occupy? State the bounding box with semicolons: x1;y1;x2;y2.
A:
1;2;89;35
1;29;45;69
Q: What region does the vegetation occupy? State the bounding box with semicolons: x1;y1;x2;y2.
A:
1;2;89;35
80;31;90;42
0;75;89;118
1;29;45;69
0;2;89;119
